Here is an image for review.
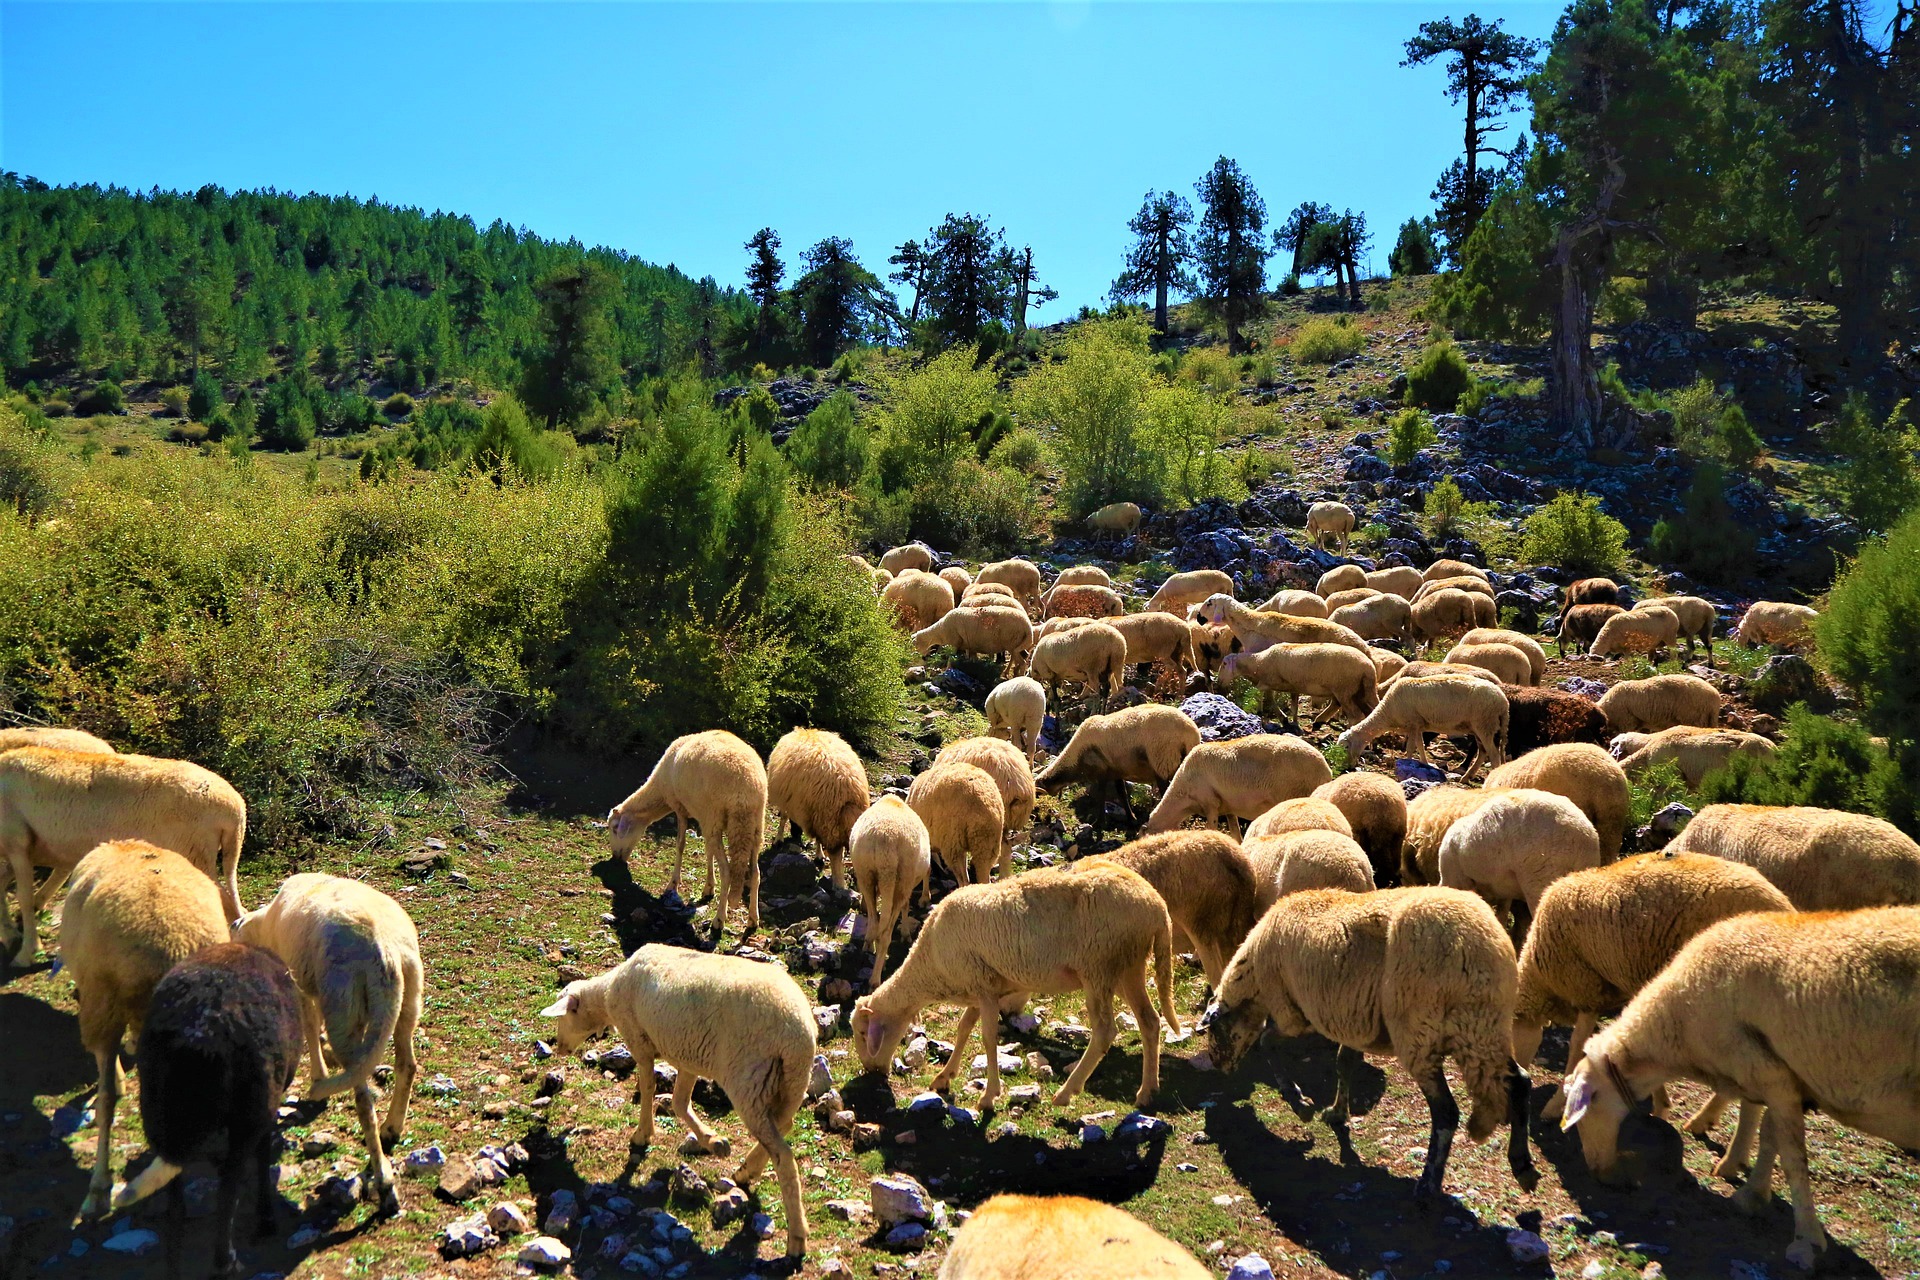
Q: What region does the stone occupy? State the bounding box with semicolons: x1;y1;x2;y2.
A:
749;1211;776;1239
669;1164;710;1202
1559;676;1609;700
441;1214;498;1258
1079;1123;1106;1145
826;1199;871;1224
1228;1255;1276;1280
1052;1023;1092;1046
1394;758;1447;785
488;1202;531;1235
100;1229;160;1256
619;1251;662;1275
1750;653;1822;714
403;1145;446;1177
971;1049;1023;1073
423;1073;459;1096
1178;693;1267;742
438;1155;491;1201
314;1174;361;1212
542;1189;579;1235
1006;1084;1043;1107
711;1187;751;1227
885;1222;929;1250
807;1054;834;1099
600;1045;636;1073
1114;1112;1169;1141
906;1091;947;1115
870;1174;934;1227
518;1236;572;1268
1506;1229;1552;1264
299;1131;338;1157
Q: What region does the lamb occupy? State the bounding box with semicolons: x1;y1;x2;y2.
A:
939;1194;1210;1279
1188;621;1235;685
766;728;870;890
1422;558;1491;583
1335;674;1510;779
1028;621;1127;708
1219;643;1378;726
1402;786;1498;886
1485;743;1631;859
0;726;114;755
1613;726;1775;786
1442;640;1536;686
1558;907;1920;1272
1732;600;1818;649
1202;886;1538;1203
984;676;1047;763
1330;593;1414;644
1459;628;1548;684
1194;594;1371;655
1363;565;1425;599
1146;569;1234;616
1244;795;1356;842
1557;576;1621;623
608;730;767;939
1501;684;1610;756
976;558;1045;612
961;581;1022;608
1313;771;1409;887
1307;501;1358;553
935;737;1036;856
849;797;932;987
1438;788;1601;922
234;873;424;1215
1315;563;1368;596
1085;501;1144;538
541;944;817;1257
1596;672;1722;733
907;762;1006;887
1034;704;1200;825
1411;574;1497;605
939;565;973;597
1255;588;1329;618
1142;734;1332;836
0;747;248;966
1244;829;1376;905
1556;603;1624;656
852;858;1178;1108
882;569;956;631
110;943;303;1280
880;542;935;575
1107;610;1198;680
1052;565;1114;589
1100;830;1260;987
1410;587;1495;640
1587;604;1681;660
911;604;1035;674
1040;582;1126;620
1664;804;1920;910
1324;586;1382;613
1644;594;1717;664
59;840;234;1221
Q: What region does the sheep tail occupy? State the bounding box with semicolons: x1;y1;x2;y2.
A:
111;1158;183;1210
1152;913;1182;1037
223;813;247;922
305;963;399;1100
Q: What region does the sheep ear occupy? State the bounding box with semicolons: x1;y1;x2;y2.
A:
540;992;578;1018
1560;1071;1596;1129
862;1015;886;1061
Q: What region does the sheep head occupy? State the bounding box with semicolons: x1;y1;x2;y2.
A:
1561;1051;1639;1186
1197;995;1267;1075
1194;594;1233;626
850;998;913;1072
539;982;611;1055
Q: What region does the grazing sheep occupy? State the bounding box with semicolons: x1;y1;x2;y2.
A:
1331;594;1414;644
1645;594;1717;663
1384;661;1501;688
881;542;935;575
1147;569;1234;616
1557;576;1621;623
1485;743;1631;860
1664;804;1920;910
1324;586;1382;613
1460;628;1548;684
1336;674;1510;779
961;581;1022;608
883;569;957;632
1034;614;1095;641
852;859;1178;1107
1613;727;1776;786
1559;907;1920;1272
1411;574;1497;605
1107;611;1198;680
111;943;303;1280
1143;734;1332;836
1556;602;1624;657
977;558;1045;612
0;748;247;966
1101;830;1260;988
1203;886;1538;1203
1041;582;1127;620
871;566;894;593
1255;588;1330;618
1313;772;1409;887
1733;600;1818;649
1246;794;1355;842
1188;621;1235;685
0;727;114;755
1402;786;1499;886
541;945;817;1257
1587;604;1681;660
1442;640;1536;686
1086;501;1144;538
1034;704;1201;826
849;797;932;987
1370;647;1409;684
939;565;973;597
1411;587;1495;641
60;841;233;1221
1194;595;1371;655
1307;502;1358;553
766;728;870;890
1315;563;1368;596
846;553;878;578
911;604;1035;674
1501;684;1610;756
939;1194;1210;1279
1244;829;1376;905
1439;789;1602;923
1053;565;1114;589
984;676;1047;764
1219;644;1379;727
1028;621;1127;708
935;736;1036;854
908;763;1006;888
1597;672;1722;734
234;873;424;1215
1365;565;1426;599
1423;558;1491;584
608;730;767;938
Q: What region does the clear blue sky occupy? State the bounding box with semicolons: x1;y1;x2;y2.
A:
0;2;1562;312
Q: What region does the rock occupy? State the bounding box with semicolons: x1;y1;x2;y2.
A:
1559;676;1609;700
1006;1084;1043;1107
315;1174;361;1212
1113;1112;1169;1141
1052;1023;1092;1046
488;1202;531;1235
49;1105;91;1137
100;1229;160;1256
423;1073;459;1097
402;1145;446;1177
1749;653;1822;714
441;1214;499;1258
711;1187;751;1227
907;1090;947;1114
1079;1123;1106;1145
600;1045;636;1073
438;1155;496;1202
885;1221;929;1250
1228;1255;1276;1280
1394;758;1447;785
970;1049;1023;1073
669;1164;710;1202
1495;590;1542;631
870;1174;934;1227
826;1199;871;1225
542;1189;579;1235
1506;1229;1552;1264
1178;693;1267;742
764;851;820;897
518;1236;572;1268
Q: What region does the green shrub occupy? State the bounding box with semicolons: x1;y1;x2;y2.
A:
1649;461;1757;584
1278;273;1303;297
0;403;59;518
1824;395;1920;535
904;459;1037;552
1521;491;1629;576
1151;380;1233;507
786;392;869;491
1405;340;1473;412
187;370;224;422
1667;378;1762;467
1698;707;1912;833
1627;760;1689;834
1386;408;1437;467
157;386;192;418
42;396;71;418
1425;476;1491;543
73;381;126;415
1457;378;1502;417
1291;316;1365;364
1014;315;1166;516
382;392;417;421
257;380;316;451
988;427;1046;476
1179;347;1240;395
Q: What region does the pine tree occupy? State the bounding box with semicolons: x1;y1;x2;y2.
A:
888;239;934;333
922;214;1016;347
1390;217;1441;275
793;237;886;367
1274;202;1333;285
1109;191;1195;335
521;261;620;431
1192;158;1269;353
743;228;785;346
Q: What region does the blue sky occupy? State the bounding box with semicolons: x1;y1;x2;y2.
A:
0;2;1562;312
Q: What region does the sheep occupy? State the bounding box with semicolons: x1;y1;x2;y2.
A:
1219;644;1378;727
939;1194;1210;1279
1664;804;1920;910
1558;907;1920;1272
1142;734;1333;836
1732;600;1818;649
1034;704;1200;826
1244;795;1354;842
1313;772;1409;887
1511;852;1790;1145
1556;602;1623;656
849;797;931;988
881;542;936;575
1244;829;1376;905
1324;586;1382;613
1028;621;1127;709
1194;594;1371;656
1188;621;1235;685
1384;661;1502;688
1596;672;1722;734
1053;565;1114;589
1146;569;1234;616
1411;586;1495;640
852;858;1178;1108
1202;886;1538;1203
1100;830;1260;987
1402;786;1498;886
1644;594;1717;663
961;581;1022;608
110;943;303;1279
1336;674;1510;779
234;873;424;1215
911;604;1035;674
1107;610;1198;680
608;730;767;939
0;747;247;967
871;566;893;593
882;569;956;632
984;676;1047;764
1315;563;1368;596
1255;588;1330;618
1365;565;1426;600
1040;582;1126;620
907;762;1006;888
0;726;114;755
766;728;870;891
1411;574;1497;605
1086;501;1144;538
846;553;877;578
1438;788;1601;926
1307;501;1358;553
1442;640;1535;687
1613;726;1776;786
1459;627;1548;684
540;944;817;1257
977;557;1045;608
1422;558;1491;583
939;565;973;597
1370;647;1408;684
935;736;1036;851
1587;604;1681;660
1501;684;1610;756
1033;614;1094;641
1557;576;1621;622
1330;594;1414;644
59;841;234;1221
1485;743;1631;860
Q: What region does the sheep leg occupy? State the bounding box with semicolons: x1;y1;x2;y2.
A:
1734;1108;1782;1216
1413;1067;1461;1206
1117;966;1160;1107
1404;729;1430;763
299;995;328;1095
630;1046;657;1150
736;1093;807;1257
4;840;38;965
671;1069;728;1156
379;958;422;1151
1506;1061;1539;1190
868;899;898;990
253;1129;280;1240
1714;1101;1764;1181
212;1141;246;1278
78;1039;122;1220
29;864;71;913
1541;1012;1599;1122
975;996;1004;1109
1055;990;1116;1106
827;844;846;893
1767;1103;1828;1270
932;1006;980;1095
666;813;688;897
165;1168;187;1280
353;1081;398;1215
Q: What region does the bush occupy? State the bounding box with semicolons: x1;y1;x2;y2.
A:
1457;378;1502;417
1013;315;1166;516
1698;707;1912;833
1824;395;1920;535
1389;217;1439;277
1626;759;1689;834
903;459;1037;553
1520;491;1629;576
1291;316;1365;364
1386;408;1437;467
1178;347;1239;395
73;381;126;415
157;386;192;418
1405;340;1473;412
1278;273;1303;297
382;392;417;421
1649;461;1756;583
187;370;224;422
873;348;998;484
1425;475;1491;543
256;380;316;451
1150;380;1233;507
988;427;1046;475
0;402;59;519
1667;378;1762;468
786;392;869;492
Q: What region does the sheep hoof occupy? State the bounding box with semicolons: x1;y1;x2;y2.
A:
1785;1240;1821;1272
76;1190;110;1224
375;1184;400;1218
378;1124;403;1151
1513;1163;1540;1193
1732;1182;1773;1217
1711;1154;1748;1182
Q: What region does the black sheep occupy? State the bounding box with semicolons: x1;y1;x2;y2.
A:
1501;683;1609;756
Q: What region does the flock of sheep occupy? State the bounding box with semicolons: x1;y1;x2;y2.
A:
0;527;1911;1277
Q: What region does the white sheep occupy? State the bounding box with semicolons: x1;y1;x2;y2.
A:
1034;704;1201;826
1106;611;1198;680
977;558;1045;612
1040;582;1127;620
1244;795;1355;842
608;730;767;939
1422;558;1491;583
940;1194;1210;1278
907;762;1006;887
1596;672;1722;734
1052;565;1114;589
1188;621;1236;685
1306;501;1357;553
766;728;870;891
1330;594;1414;644
880;542;935;575
1102;830;1261;988
911;604;1035;674
1485;742;1631;860
1365;565;1426;600
1441;640;1535;687
1336;674;1510;779
984;676;1047;764
1459;627;1549;684
1255;588;1330;619
939;565;973;598
1142;733;1332;836
1612;726;1776;786
882;569;956;632
0;727;114;755
1244;829;1376;906
1324;586;1382;613
848;796;931;987
1315;564;1368;597
1664;804;1920;910
1028;621;1127;709
1410;586;1496;640
1438;788;1601;923
934;736;1036;866
1586;604;1682;660
1313;772;1410;887
1086;501;1143;538
961;581;1023;608
1401;785;1498;885
1194;594;1371;656
1732;600;1818;649
1644;594;1718;664
1219;643;1378;727
1146;569;1234;616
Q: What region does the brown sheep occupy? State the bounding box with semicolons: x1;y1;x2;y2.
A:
1040;583;1127;620
767;728;870;890
1557;603;1624;657
1557;577;1621;624
1501;684;1609;756
1035;704;1201;826
1101;830;1260;989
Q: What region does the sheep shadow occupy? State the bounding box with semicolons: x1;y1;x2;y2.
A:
591;855;713;955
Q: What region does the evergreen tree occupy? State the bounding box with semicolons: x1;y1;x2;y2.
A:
887;239;934;332
1273;202;1334;284
793;237;887;367
1007;246;1058;353
522;261;620;431
743;227;785;346
1302;210;1373;306
922;214;1016;347
1192;158;1269;353
1390;217;1441;275
1109;191;1195;335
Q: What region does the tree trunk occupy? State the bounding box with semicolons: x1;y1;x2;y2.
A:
1549;235;1604;449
